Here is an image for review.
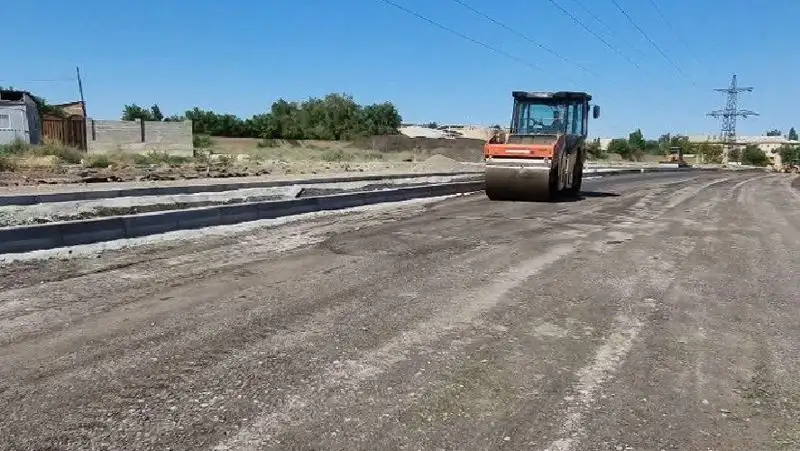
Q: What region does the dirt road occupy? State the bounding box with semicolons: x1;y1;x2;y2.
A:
1;172;798;450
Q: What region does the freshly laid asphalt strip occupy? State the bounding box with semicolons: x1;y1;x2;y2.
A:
1;171;797;450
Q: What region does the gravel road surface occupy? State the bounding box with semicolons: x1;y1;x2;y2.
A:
1;171;798;451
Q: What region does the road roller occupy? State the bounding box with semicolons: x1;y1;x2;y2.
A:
484;91;600;201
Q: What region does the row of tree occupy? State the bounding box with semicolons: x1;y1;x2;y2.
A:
586;129;787;167
586;130;703;161
120;93;403;141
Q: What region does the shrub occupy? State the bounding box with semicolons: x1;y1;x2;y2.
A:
321;148;355;162
0;139;29;155
134;150;192;166
34;144;83;164
0;139;84;165
0;155;15;171
257;139;278;148
216;154;233;167
84;154;113;169
193;134;213;149
741;145;770;167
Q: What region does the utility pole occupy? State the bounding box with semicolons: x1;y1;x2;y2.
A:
76;66;87;118
707;74;758;166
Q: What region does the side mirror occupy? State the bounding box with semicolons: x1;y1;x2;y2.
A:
592;105;600;119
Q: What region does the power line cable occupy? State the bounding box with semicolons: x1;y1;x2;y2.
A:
546;0;642;70
608;0;694;85
375;0;542;73
570;0;646;58
646;0;703;65
450;0;604;80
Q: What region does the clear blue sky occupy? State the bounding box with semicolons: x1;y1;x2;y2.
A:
3;0;798;139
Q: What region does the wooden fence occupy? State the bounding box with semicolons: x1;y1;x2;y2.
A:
42;116;87;150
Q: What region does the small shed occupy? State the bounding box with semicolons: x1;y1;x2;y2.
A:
0;89;42;145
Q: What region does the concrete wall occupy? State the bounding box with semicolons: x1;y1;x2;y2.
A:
86;119;193;156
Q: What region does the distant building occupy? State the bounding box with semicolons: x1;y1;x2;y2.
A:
436;124;494;141
688;134;800;167
398;125;446;139
0;89;42;145
399;123;496;141
50;100;85;118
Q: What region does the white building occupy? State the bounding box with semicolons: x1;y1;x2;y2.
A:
399;124;497;141
398;125;446;139
688;134;799;167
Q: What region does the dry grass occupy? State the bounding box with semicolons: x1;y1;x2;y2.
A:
208;137;420;164
0;136;463;180
0;139;84;170
248;146;417;163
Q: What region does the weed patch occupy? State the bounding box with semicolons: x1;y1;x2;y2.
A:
83;154;113;169
0;140;84;167
133;150;192;166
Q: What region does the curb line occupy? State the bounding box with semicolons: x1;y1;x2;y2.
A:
0;181;485;255
0;171;484;206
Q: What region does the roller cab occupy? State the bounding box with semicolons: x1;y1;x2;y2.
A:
484;91;600;201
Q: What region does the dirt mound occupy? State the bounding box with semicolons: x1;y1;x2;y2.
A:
413;154;481;172
349;135;485;162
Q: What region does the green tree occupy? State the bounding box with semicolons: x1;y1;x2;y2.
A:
741;144;770;167
585;138;605;159
788;127;798;141
150;104;164;121
644;139;661;155
122;104;155;121
127;92;403;140
361;102;402;135
608;138;633;160
697;142;723;164
778;144;800;165
766;129;782;136
628;129;646;151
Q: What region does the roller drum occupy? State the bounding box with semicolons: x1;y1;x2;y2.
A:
485;164;553;201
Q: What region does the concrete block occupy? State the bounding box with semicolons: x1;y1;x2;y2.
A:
174;207;222;229
44;191;109;203
257;198;320;219
315;193;367;211
116;188;160;198
0;224;63;254
0;195;36;206
218;204;259;225
59;217;126;246
123;213;179;238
